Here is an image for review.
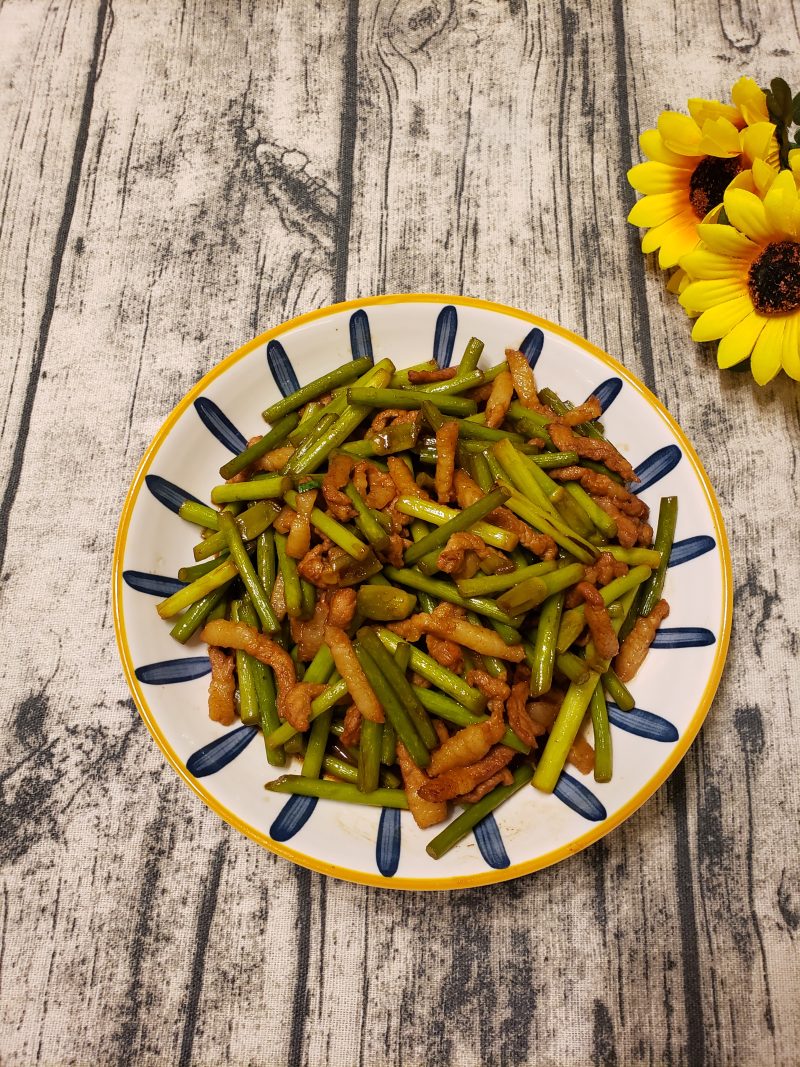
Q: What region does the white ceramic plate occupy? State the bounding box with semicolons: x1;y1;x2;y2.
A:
113;294;732;890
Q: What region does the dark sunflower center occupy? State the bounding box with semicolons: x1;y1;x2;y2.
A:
748;241;800;314
689;155;742;219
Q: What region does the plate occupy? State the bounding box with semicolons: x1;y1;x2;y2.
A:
112;294;732;890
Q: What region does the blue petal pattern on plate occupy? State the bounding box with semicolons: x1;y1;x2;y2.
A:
135;657;211;684
669;535;716;567
186;725;259;777
473;813;511;869
376;807;401;877
433;305;458;368
633;445;682;494
651;627;715;648
194;397;247;454
270;795;318;842
145;474;202;514
589;377;623;413
607;703;679;742
349;309;373;362
520;326;544;368
267;339;300;397
123;570;185;597
553;772;607;821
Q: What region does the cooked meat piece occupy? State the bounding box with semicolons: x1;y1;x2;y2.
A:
459;768;515;803
207;647;236;725
290;593;328;661
568;734;595;774
574;581;619;660
433;720;450;745
490;507;557;559
505;348;547;411
201;620;297;723
435;421;459;503
615;599;670;681
411;612;524;662
419;745;516;801
437;532;491;574
253;444;295;473
428;700;506;776
591;496;640;547
325;625;384;723
547;395;602;427
282;683;325;733
353;461;396;509
426;633;464;674
273;506;296;535
584;551;629;587
286;488;317;559
322;453;355;521
329;588;357;629
380;533;408;568
369;408;421;433
485;369;514;428
387;616;426;642
387;456;428;499
506;679;540;748
407;366;457;384
579;470;649;518
549;423;638;483
341;703;362;747
396;741;447;828
298;543;340;587
465;670;511;703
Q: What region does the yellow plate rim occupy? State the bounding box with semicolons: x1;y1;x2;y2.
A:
112;292;733;891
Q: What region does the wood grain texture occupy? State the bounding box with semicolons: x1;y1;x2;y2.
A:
1;0;799;1064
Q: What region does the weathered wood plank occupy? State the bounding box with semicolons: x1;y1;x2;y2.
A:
0;0;347;1064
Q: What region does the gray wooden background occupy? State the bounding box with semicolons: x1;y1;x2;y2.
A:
2;1;799;1064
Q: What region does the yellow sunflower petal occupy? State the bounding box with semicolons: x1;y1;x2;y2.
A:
640;216;674;254
658;111;704;155
716;311;767;368
730;76;769;126
789;148;800;184
628;191;688;228
726;170;756;195
680;248;747;280
655;212;701;268
695;222;758;256
750;158;778;197
739;122;778;168
723;189;774;242
781;313;800;381
639;129;697;168
627;161;688;194
750;316;785;385
679;278;745;311
763;170;799;239
688;96;742;128
666;268;687;295
691;295;753;341
696;116;741;157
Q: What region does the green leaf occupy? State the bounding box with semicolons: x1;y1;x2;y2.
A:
793;128;800;147
793;91;800;126
717;206;730;226
770;77;793;122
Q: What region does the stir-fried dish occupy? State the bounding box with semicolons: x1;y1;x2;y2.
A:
156;341;677;858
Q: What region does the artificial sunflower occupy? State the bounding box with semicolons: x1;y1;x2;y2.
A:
678;169;800;384
627;77;778;268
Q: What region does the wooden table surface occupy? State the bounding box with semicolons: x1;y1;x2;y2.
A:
2;1;799;1064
